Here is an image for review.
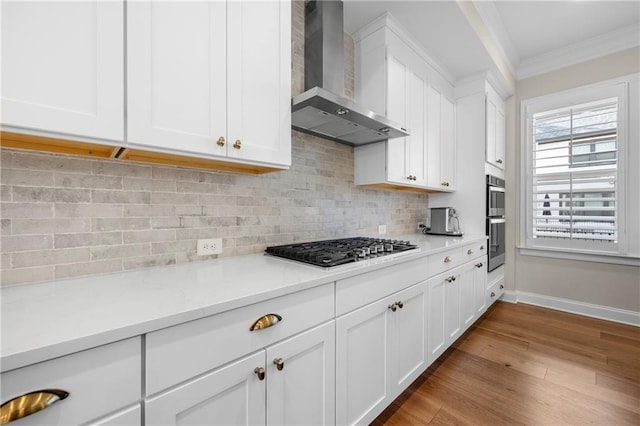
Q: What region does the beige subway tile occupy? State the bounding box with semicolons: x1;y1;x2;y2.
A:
124;204;176;217
54;232;122;249
0;149;14;168
92;189;150;204
123;229;175;244
1;169;54;186
175;205;204;216
2;202;55;220
55;172;122;189
1;253;11;269
151;217;182;229
0;219;10;236
2;235;53;252
123;177;177;191
1;185;11;202
91;244;150;260
151;166;202;182
151;192;198;205
55;203;122;218
13;218;90;235
12;151;93;173
12;248;90;268
199;194;236;205
151;240;193;255
122;254;176;271
175;181;218;194
13;186;91;203
55;259;122;280
175;227;219;240
93;161;152;178
1;266;54;286
92;218;150;232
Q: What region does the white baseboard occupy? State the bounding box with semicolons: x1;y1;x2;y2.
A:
500;290;639;326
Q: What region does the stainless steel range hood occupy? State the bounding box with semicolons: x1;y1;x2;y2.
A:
291;0;409;145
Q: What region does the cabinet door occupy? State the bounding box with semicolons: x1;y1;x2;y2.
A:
127;1;227;156
474;260;488;316
1;1;123;141
427;274;446;362
485;95;497;167
459;263;477;332
226;0;291;166
336;299;392;426
145;352;265;426
426;85;442;189
386;55;408;184
390;283;427;398
405;72;428;187
440;95;456;190
445;270;462;344
495;106;506;169
266;322;335;426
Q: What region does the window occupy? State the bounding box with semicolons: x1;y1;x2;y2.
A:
522;79;635;259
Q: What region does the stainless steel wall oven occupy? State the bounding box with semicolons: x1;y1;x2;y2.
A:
487;175;505;271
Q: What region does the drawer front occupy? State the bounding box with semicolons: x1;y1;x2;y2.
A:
428;247;464;277
487;276;505;307
463;240;487;262
336;257;428;316
146;283;334;395
0;338;141;426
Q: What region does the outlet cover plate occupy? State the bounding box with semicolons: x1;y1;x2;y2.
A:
197;238;222;256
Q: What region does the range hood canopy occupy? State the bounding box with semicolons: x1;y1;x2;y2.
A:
291;0;409;146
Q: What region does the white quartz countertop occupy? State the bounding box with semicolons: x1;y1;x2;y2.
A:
1;233;486;372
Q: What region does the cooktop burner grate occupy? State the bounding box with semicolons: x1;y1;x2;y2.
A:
265;237;417;268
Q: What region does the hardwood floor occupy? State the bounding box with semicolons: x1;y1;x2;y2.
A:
372;301;640;425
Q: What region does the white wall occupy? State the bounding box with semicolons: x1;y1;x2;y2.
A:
509;47;640;314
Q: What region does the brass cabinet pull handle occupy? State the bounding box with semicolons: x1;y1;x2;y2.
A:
475;262;483;268
388;303;397;312
233;139;242;149
396;301;403;309
444;256;452;263
496;159;503;164
249;313;282;331
273;358;285;371
0;389;69;424
217;136;225;146
254;367;265;381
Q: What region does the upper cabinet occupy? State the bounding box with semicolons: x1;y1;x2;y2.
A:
353;16;456;193
1;1;124;147
126;1;291;170
1;1;291;174
485;87;506;171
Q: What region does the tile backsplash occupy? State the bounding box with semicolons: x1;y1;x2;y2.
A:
0;1;428;286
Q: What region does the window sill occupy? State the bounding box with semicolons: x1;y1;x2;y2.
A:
518;246;640;266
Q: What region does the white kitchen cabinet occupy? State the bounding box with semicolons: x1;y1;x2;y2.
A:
0;338;141;426
126;0;291;169
1;0;123;143
336;282;427;426
487;275;506;308
146;322;334;426
426;85;456;191
486;88;506;170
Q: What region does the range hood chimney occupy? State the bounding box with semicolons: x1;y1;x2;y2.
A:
291;0;409;145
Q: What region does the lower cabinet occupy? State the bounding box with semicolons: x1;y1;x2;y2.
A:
145;321;335;426
427;258;487;363
335;282;427;426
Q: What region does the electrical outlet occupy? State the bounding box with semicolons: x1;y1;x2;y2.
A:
378;224;387;235
197;238;222;256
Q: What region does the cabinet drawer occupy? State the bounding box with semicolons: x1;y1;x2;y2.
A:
146;283;334;395
336;257;428;316
428;247;464;276
0;338;141;426
462;240;487;262
487;276;505;306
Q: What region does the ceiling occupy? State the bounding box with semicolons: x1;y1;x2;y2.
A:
343;0;640;83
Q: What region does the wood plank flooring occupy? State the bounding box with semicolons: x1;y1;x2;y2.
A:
372;301;640;425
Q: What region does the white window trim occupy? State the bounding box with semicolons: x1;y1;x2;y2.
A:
520;74;640;266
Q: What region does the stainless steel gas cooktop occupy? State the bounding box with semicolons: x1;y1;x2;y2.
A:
265;237;418;268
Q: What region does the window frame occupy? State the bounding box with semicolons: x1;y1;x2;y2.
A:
520;77;636;263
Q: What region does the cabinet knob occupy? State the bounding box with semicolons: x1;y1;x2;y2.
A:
396;301;404;309
273;358;285;371
233;139;242;149
0;389;69;424
249;313;282;331
467;249;473;255
444;256;452;263
491;292;496;298
441;181;449;187
445;275;454;283
475;262;483;268
407;175;416;181
254;367;266;381
388;303;397;312
480;245;485;251
496;159;503;164
216;136;225;146
500;284;504;290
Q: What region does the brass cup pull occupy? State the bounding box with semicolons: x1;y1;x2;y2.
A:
273;358;285;371
250;313;282;331
216;136;225;146
388;303;397;312
233;139;242;149
254;367;265;381
475;262;483;268
396;301;403;309
444;256;452;263
0;389;69;424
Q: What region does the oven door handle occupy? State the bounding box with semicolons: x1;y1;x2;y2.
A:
488;186;505;193
489;218;506;224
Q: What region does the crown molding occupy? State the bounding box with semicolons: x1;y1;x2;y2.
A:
517;23;640;80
